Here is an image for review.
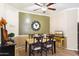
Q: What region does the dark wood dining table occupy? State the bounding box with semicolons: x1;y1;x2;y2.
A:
25;35;56;56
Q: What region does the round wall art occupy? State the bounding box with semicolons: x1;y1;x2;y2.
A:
31;21;41;31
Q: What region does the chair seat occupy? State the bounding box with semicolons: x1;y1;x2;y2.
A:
46;44;52;48
32;47;41;50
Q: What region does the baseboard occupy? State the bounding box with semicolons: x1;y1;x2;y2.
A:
66;48;78;51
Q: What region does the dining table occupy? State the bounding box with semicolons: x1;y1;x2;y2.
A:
25;35;56;56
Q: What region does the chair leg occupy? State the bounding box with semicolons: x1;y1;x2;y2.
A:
52;46;53;55
46;50;47;56
33;52;35;56
29;44;31;56
25;41;27;52
41;50;42;56
46;52;47;56
30;50;35;56
53;41;56;53
52;49;53;55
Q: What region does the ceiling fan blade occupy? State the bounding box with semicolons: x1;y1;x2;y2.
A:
33;8;40;11
48;8;56;11
47;3;55;7
34;3;42;7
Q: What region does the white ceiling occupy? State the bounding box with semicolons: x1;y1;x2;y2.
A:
7;3;79;15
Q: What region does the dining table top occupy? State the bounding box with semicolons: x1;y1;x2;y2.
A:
26;38;56;44
26;34;65;44
26;38;65;45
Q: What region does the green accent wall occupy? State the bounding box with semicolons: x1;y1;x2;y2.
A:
19;12;50;35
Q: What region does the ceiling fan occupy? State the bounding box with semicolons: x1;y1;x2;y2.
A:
34;3;56;13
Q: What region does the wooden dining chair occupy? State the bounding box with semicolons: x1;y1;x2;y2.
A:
42;34;55;56
29;34;43;56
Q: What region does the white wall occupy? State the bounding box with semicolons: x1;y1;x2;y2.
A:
50;11;67;34
66;9;77;50
0;4;5;18
5;5;19;35
50;8;77;50
77;8;79;22
0;4;19;35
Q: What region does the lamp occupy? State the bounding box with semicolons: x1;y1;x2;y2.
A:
0;17;7;28
0;21;3;28
1;17;7;25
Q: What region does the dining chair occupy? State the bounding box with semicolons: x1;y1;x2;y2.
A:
42;34;54;56
29;34;43;56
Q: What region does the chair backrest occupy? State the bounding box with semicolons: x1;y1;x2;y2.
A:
32;34;43;48
43;34;47;39
46;34;54;44
46;34;54;40
34;35;43;43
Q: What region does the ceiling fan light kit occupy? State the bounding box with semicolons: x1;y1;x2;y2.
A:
41;7;47;11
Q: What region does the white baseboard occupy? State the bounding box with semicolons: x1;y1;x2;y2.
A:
66;48;78;51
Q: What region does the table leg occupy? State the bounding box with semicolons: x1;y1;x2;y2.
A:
53;41;56;53
29;44;31;56
25;41;27;52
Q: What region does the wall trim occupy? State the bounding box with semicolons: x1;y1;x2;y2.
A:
66;48;78;51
